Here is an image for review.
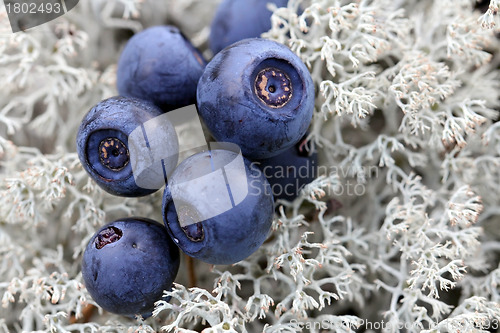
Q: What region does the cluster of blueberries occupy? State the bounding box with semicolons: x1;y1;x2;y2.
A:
76;0;317;318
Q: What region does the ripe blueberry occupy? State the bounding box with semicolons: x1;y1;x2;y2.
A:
117;25;206;112
162;148;274;265
81;217;180;317
197;38;315;159
76;96;178;197
254;134;318;201
209;0;288;55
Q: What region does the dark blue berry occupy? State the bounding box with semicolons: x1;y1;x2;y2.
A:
117;25;206;112
209;0;288;54
197;38;315;159
254;134;318;201
76;96;178;197
81;217;180;317
162;148;274;265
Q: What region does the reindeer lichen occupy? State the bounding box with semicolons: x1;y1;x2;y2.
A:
0;0;499;332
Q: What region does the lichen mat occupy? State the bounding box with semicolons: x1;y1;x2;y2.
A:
0;0;499;332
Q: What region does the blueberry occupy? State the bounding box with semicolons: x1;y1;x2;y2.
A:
117;25;206;112
197;38;315;159
81;217;180;317
209;0;288;54
76;96;178;197
254;134;318;201
162;148;274;265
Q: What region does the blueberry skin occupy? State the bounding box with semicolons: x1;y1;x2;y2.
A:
76;96;173;197
254;135;318;201
117;25;206;112
197;38;315;160
162;149;274;265
81;217;180;317
209;0;288;55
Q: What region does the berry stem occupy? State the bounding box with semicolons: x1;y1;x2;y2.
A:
69;304;96;324
185;254;197;287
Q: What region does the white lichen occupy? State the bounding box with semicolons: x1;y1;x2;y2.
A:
0;0;499;332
